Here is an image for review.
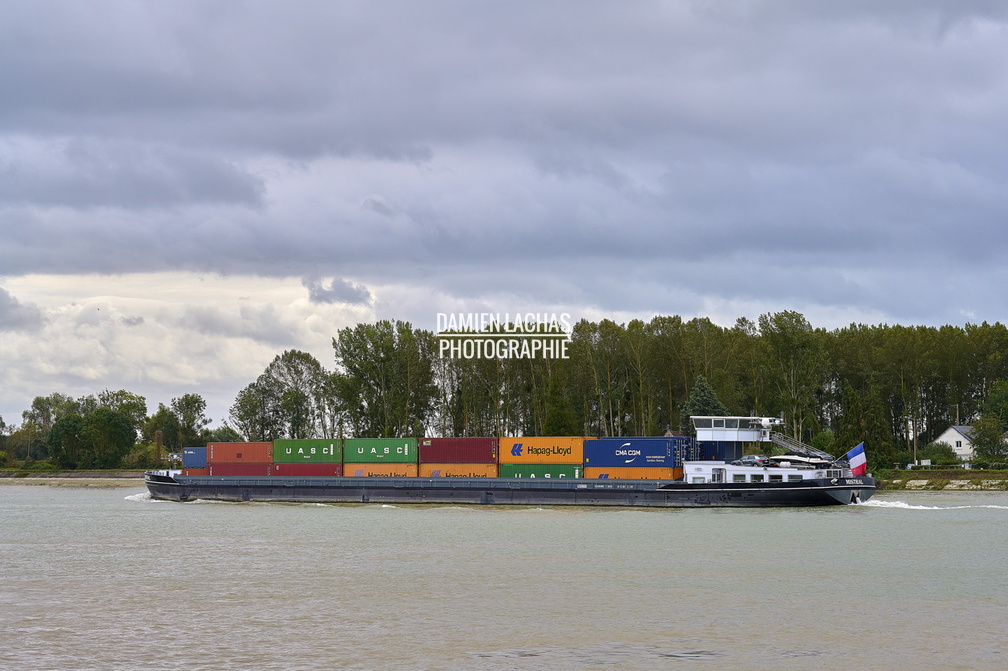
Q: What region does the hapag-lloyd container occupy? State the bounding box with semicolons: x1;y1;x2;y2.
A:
208;442;272;463
182;447;207;469
584;466;683;480
208;463;271;476
583;437;689;468
343;438;417;464
498;437;584;464
272;439;342;463
419;463;498;478
419;437;497;464
343;463;419;477
497;463;583;479
271;462;343;477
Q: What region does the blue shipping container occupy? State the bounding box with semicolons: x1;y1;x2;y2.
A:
583;437;690;468
182;446;207;469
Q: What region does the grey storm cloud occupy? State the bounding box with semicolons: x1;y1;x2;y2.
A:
0;287;45;332
0;1;1007;325
303;277;372;306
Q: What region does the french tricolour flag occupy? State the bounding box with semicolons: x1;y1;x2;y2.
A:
845;443;867;477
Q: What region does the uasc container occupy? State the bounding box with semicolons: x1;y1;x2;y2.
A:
343;463;419;477
208;442;272;464
584;466;683;480
498;437;584;464
419;463;498;478
343;438;417;464
182;447;207;469
271;462;343;477
208;463;271;477
273;439;342;464
583;437;688;468
419;437;497;464
498;463;583;479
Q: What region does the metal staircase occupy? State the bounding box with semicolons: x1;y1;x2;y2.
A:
769;432;835;462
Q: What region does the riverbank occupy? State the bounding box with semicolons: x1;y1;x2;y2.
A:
876;469;1008;491
0;471;145;488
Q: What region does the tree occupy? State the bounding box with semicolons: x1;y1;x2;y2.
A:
50;414;86;468
171;393;211;447
679;375;729;435
970;413;1007;461
143;404;182;451
81;407;136;468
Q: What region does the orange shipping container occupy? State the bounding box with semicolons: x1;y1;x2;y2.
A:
498;437;584;464
343;463;419;478
419;463;498;478
183;468;209;476
208;442;272;463
584;466;683;480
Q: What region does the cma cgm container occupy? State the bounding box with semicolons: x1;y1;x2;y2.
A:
343;463;419;477
343;438;417;464
271;462;343;477
419;437;497;464
182;447;207;469
273;439;342;463
208;442;272;463
584;466;684;480
498;463;583;479
208;463;271;477
498;437;584;464
582;437;688;468
419;463;498;478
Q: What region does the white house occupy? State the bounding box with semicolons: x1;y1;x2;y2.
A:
934;425;974;461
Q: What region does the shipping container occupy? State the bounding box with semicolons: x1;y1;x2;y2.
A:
272;439;342;463
419;463;498;478
208;442;272;464
583;437;690;468
498;437;584;464
271;462;343;477
584;466;683;480
182;447;207;469
208;463;271;477
497;463;583;479
343;438;417;464
419;437;497;464
182;468;209;476
343;463;419;478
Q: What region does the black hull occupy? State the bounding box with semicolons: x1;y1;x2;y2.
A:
144;473;875;507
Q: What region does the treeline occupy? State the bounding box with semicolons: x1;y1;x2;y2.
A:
228;313;1008;468
0;390;238;469
5;311;1008;470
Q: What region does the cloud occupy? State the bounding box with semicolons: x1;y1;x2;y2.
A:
0;287;45;332
303;277;373;305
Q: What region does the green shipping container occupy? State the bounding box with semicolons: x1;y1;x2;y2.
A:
343;438;417;464
498;463;583;479
273;439;342;464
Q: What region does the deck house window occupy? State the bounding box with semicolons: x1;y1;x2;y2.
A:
751;474;764;482
733;474;746;483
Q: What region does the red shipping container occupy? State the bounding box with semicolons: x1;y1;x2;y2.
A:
208;463;272;476
208;442;272;463
419;437;498;464
270;462;343;477
183;468;209;476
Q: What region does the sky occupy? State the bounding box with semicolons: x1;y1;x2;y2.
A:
3;0;1008;429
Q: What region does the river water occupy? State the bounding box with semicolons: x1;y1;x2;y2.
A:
1;485;1005;671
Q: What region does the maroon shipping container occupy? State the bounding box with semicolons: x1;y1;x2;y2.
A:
271;462;343;477
208;442;272;464
419;437;498;464
208;463;271;477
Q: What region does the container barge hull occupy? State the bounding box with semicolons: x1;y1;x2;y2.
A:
144;473;874;507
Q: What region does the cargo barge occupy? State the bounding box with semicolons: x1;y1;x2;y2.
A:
144;417;876;507
144;462;874;507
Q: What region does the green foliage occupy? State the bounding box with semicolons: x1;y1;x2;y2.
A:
970;413;1008;461
679;375;729;435
919;441;960;465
